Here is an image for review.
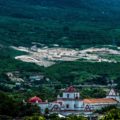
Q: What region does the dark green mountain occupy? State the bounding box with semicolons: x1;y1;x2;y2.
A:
1;0;120;47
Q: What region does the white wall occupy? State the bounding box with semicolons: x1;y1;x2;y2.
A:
63;92;80;99
38;103;49;114
74;101;84;111
63;100;75;110
84;103;117;111
62;100;83;111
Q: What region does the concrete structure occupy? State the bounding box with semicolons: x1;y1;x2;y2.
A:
57;86;84;116
106;88;120;102
83;98;118;111
28;86;120;116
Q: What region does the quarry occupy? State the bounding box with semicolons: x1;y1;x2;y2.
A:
11;46;120;67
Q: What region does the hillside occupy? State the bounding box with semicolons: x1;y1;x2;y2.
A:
1;1;120;118
1;0;120;47
1;0;120;91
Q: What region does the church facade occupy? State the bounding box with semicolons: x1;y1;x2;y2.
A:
28;86;120;116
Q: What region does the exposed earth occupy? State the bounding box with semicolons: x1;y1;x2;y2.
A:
11;45;120;67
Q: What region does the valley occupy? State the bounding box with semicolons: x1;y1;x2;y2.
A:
1;0;120;119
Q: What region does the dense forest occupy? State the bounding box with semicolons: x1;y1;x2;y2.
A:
1;0;120;47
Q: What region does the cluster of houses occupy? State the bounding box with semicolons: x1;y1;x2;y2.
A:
6;71;49;91
28;86;120;116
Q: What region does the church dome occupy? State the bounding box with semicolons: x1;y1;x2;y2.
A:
28;96;42;103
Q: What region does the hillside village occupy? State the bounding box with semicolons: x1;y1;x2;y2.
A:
3;67;119;119
3;71;50;92
1;46;120;119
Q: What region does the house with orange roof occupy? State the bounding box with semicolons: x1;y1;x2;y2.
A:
28;86;120;116
83;98;118;111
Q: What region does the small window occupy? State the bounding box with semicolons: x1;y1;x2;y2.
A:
76;95;79;99
75;94;78;99
67;94;69;98
74;104;76;108
66;104;69;108
74;94;76;98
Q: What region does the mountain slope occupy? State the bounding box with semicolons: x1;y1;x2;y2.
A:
1;0;120;21
1;0;120;47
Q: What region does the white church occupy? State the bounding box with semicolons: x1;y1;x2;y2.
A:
28;86;120;116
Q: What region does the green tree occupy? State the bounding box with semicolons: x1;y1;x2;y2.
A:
18;103;40;117
101;108;120;120
0;91;17;117
67;115;87;120
45;108;49;115
24;115;45;120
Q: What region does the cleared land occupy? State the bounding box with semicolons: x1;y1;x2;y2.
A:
11;46;120;67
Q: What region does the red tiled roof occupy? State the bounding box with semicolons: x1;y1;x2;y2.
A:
28;96;42;103
65;86;76;92
83;98;118;104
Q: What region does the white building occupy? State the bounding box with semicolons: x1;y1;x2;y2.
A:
106;88;120;102
28;86;119;116
83;98;118;111
57;86;84;116
28;96;49;114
